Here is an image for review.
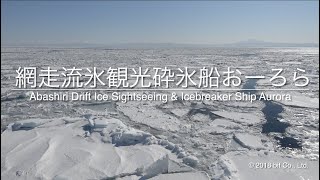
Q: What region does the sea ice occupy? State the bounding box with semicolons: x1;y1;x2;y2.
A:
213;111;263;125
233;133;265;150
111;127;153;146
9;118;51;131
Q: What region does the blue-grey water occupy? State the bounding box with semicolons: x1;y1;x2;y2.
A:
241;79;302;149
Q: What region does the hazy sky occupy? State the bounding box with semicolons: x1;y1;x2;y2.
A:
1;1;319;45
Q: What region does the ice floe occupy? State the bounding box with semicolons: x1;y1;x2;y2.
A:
213;111;263;125
1;116;204;179
233;133;266;150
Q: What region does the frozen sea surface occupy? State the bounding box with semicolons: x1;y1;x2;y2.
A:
1;47;319;179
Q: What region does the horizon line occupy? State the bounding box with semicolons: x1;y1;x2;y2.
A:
2;41;319;45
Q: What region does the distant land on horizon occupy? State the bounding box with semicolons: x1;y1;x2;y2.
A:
2;39;319;48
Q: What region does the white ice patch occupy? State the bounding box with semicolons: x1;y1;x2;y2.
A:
277;94;319;109
233;133;265;150
117;101;181;132
85;116;126;130
1;117;180;180
213;111;263;125
149;171;209;180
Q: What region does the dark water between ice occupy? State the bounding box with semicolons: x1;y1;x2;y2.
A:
241;79;302;149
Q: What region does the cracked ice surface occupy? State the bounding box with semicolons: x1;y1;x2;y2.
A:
1;47;319;179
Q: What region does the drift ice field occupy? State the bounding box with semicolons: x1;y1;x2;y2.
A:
1;47;319;180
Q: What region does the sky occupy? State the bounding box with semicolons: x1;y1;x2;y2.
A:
1;1;319;45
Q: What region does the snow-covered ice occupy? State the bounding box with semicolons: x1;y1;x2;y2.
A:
233;133;266;150
1;47;319;179
213;111;263;125
1;116;194;179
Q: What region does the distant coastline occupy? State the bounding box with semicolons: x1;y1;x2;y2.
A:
2;40;319;49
